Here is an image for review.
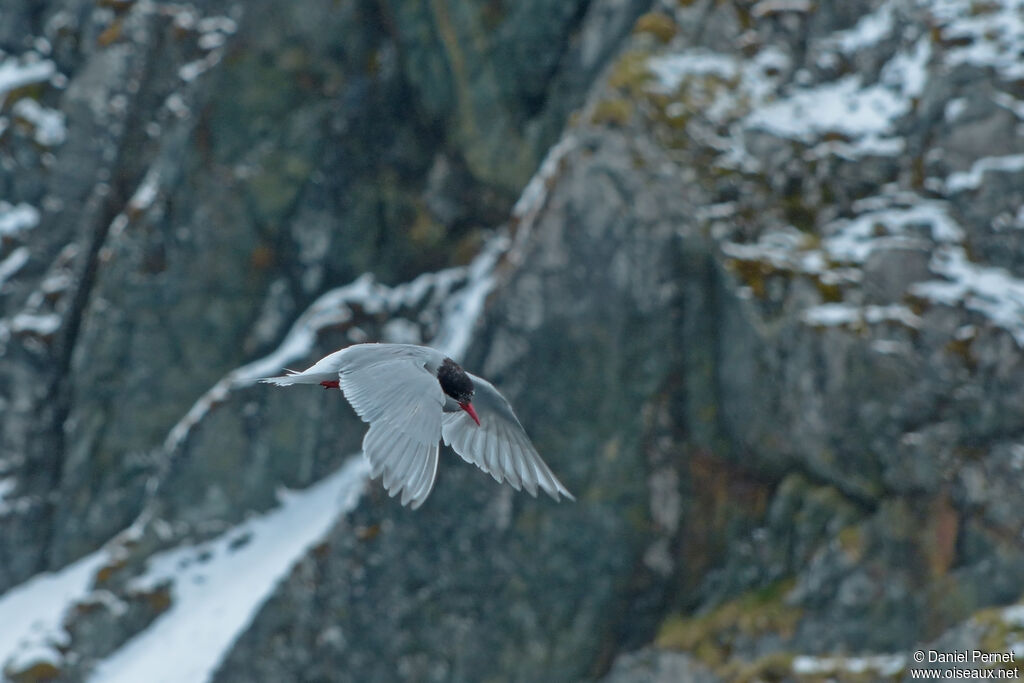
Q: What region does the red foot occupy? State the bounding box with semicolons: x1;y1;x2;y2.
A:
320;380;340;390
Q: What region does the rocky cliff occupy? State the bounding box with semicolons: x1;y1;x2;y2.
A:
2;0;1024;681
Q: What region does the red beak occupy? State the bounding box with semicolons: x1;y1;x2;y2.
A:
459;401;480;426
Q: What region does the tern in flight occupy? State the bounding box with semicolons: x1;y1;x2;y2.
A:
262;343;574;509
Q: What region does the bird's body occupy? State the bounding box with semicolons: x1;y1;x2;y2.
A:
261;343;574;509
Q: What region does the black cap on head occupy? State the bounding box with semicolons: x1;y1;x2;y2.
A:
438;357;474;403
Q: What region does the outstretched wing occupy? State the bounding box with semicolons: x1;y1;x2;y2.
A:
442;373;574;502
340;358;445;509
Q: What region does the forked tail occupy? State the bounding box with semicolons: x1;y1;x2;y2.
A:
259;369;338;387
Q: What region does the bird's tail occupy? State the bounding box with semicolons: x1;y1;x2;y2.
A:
259;374;297;387
259;368;335;387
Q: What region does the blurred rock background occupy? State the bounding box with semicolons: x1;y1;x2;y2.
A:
2;0;1024;681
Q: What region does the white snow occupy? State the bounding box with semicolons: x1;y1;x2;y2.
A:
724;197;962;281
880;36;930;99
802;303;861;326
993;92;1024;120
945;97;969;123
945;154;1024;193
197;33;226;50
792;653;906;676
105;167;162;241
0;247;30;289
647;0;1019;166
170;6;200;31
646;50;739;92
0;547;110;676
802;303;921;329
823;200;963;264
10;312;61;336
722;228;826;275
196;16;238;35
825;0;894;54
929;0;1024;80
164;93;190;119
644;47;788;128
0;56;55;106
809;135;905;160
510;133;578;264
751;0;813;17
128;167;161;213
911;246;1024;347
171;14;237;79
747;75;907;143
747;29;927;148
179;52;223;82
88;456;369;683
11;99;66;146
381;318;423;344
1004;603;1024;627
0;202;40;236
431;234;505;360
